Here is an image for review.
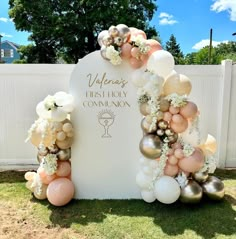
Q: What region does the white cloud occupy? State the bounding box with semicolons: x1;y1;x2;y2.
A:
0;17;8;23
192;39;229;50
0;33;13;38
159;12;178;25
211;0;236;21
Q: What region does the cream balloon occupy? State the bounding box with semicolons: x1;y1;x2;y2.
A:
141;190;156;203
199;134;217;155
163;72;192;96
136;171;152;189
154;176;180;204
131;67;147;88
147;50;175;78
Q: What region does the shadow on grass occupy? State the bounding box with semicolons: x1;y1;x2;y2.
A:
2;169;236;238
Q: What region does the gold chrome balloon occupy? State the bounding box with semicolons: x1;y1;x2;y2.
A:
38;145;48;156
159;99;170;112
139;102;151;116
37;153;45;163
168;133;178;144
158;120;168;130
179;180;203;204
193;170;209;183
202;176;225;200
48;144;59;153
165;129;174;136
139;135;162;159
141;118;157;134
156;111;164;121
57;148;71;161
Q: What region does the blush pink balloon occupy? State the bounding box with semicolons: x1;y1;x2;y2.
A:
178;148;205;173
169;106;180;114
131;47;140;58
121;43;132;59
164;163;179;177
180;101;198;119
130;29;147;39
56;161;71;177
172;142;182;149
167;148;174;156
170;118;188;133
163;112;172;122
174;148;184;159
168;155;178;165
38;167;57;185
146;39;162;56
140;54;149;64
129;57;143;69
172;114;184;124
47;178;75;206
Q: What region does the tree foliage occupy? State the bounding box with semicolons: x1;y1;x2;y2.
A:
9;0;158;63
165;34;184;64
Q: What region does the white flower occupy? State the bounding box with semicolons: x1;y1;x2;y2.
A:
40;154;58;175
165;93;188;107
199;153;217;173
183;143;195;157
36;92;75;122
106;45;122;65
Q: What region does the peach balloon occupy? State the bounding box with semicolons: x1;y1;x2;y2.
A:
164;163;179;177
168;155;178;165
56;161;71;177
172;114;184;124
131;47;140;58
167;148;174;155
178;148;205;173
38;167;57;184
24;171;36;181
174;148;184;159
163;112;172;122
129;57;143;69
163;73;192;96
47;178;75;206
172;142;182;149
130;29;147;39
146;39;162;56
140;54;149;64
180;102;198;119
169;106;180;115
199;134;217;155
170;118;188;133
121;43;132;58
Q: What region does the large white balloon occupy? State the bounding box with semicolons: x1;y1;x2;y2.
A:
147;50;175;78
154;176;180;204
131;67;148;88
136;171;152;190
141;190;156;203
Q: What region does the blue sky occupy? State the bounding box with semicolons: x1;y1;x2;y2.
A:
0;0;235;54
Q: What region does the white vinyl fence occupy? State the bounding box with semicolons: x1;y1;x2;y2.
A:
0;61;235;169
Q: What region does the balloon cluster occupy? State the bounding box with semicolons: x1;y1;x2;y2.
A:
98;24;162;68
126;32;225;204
25;92;75;206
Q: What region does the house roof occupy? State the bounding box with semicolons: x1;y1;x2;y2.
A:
1;40;20;50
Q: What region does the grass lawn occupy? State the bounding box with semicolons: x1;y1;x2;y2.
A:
0;169;235;239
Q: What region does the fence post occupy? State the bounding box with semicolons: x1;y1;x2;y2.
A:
217;60;233;168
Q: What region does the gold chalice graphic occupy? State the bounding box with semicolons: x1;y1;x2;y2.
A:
98;110;115;138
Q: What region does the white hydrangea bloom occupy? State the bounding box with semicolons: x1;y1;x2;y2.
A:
106;45;122;65
41;154;58;175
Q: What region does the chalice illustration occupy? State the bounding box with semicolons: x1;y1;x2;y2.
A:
98;110;115;138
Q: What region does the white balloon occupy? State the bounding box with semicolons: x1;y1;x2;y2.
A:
36;101;50;119
131;67;148;88
142;165;153;176
154;176;180;204
149;160;159;169
136;171;152;189
139;157;150;167
141;190;156;203
97;30;109;46
147;50;175;78
51;108;67;122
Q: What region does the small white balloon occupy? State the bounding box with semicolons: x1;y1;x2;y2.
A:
97;30;109;46
149;160;159;169
132;67;148;88
147;50;175;78
142;165;153;176
36;101;50;119
139;157;150;166
51;108;67;122
154;176;180;204
136;171;152;189
141;190;156;203
62;123;73;132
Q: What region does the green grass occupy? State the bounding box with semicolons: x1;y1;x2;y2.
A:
0;169;235;239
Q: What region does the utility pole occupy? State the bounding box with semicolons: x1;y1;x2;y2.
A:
208;28;213;64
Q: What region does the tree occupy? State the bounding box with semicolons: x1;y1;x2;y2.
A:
165;34;184;64
9;0;159;63
215;41;236;62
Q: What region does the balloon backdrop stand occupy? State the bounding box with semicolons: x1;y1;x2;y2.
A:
24;24;225;206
